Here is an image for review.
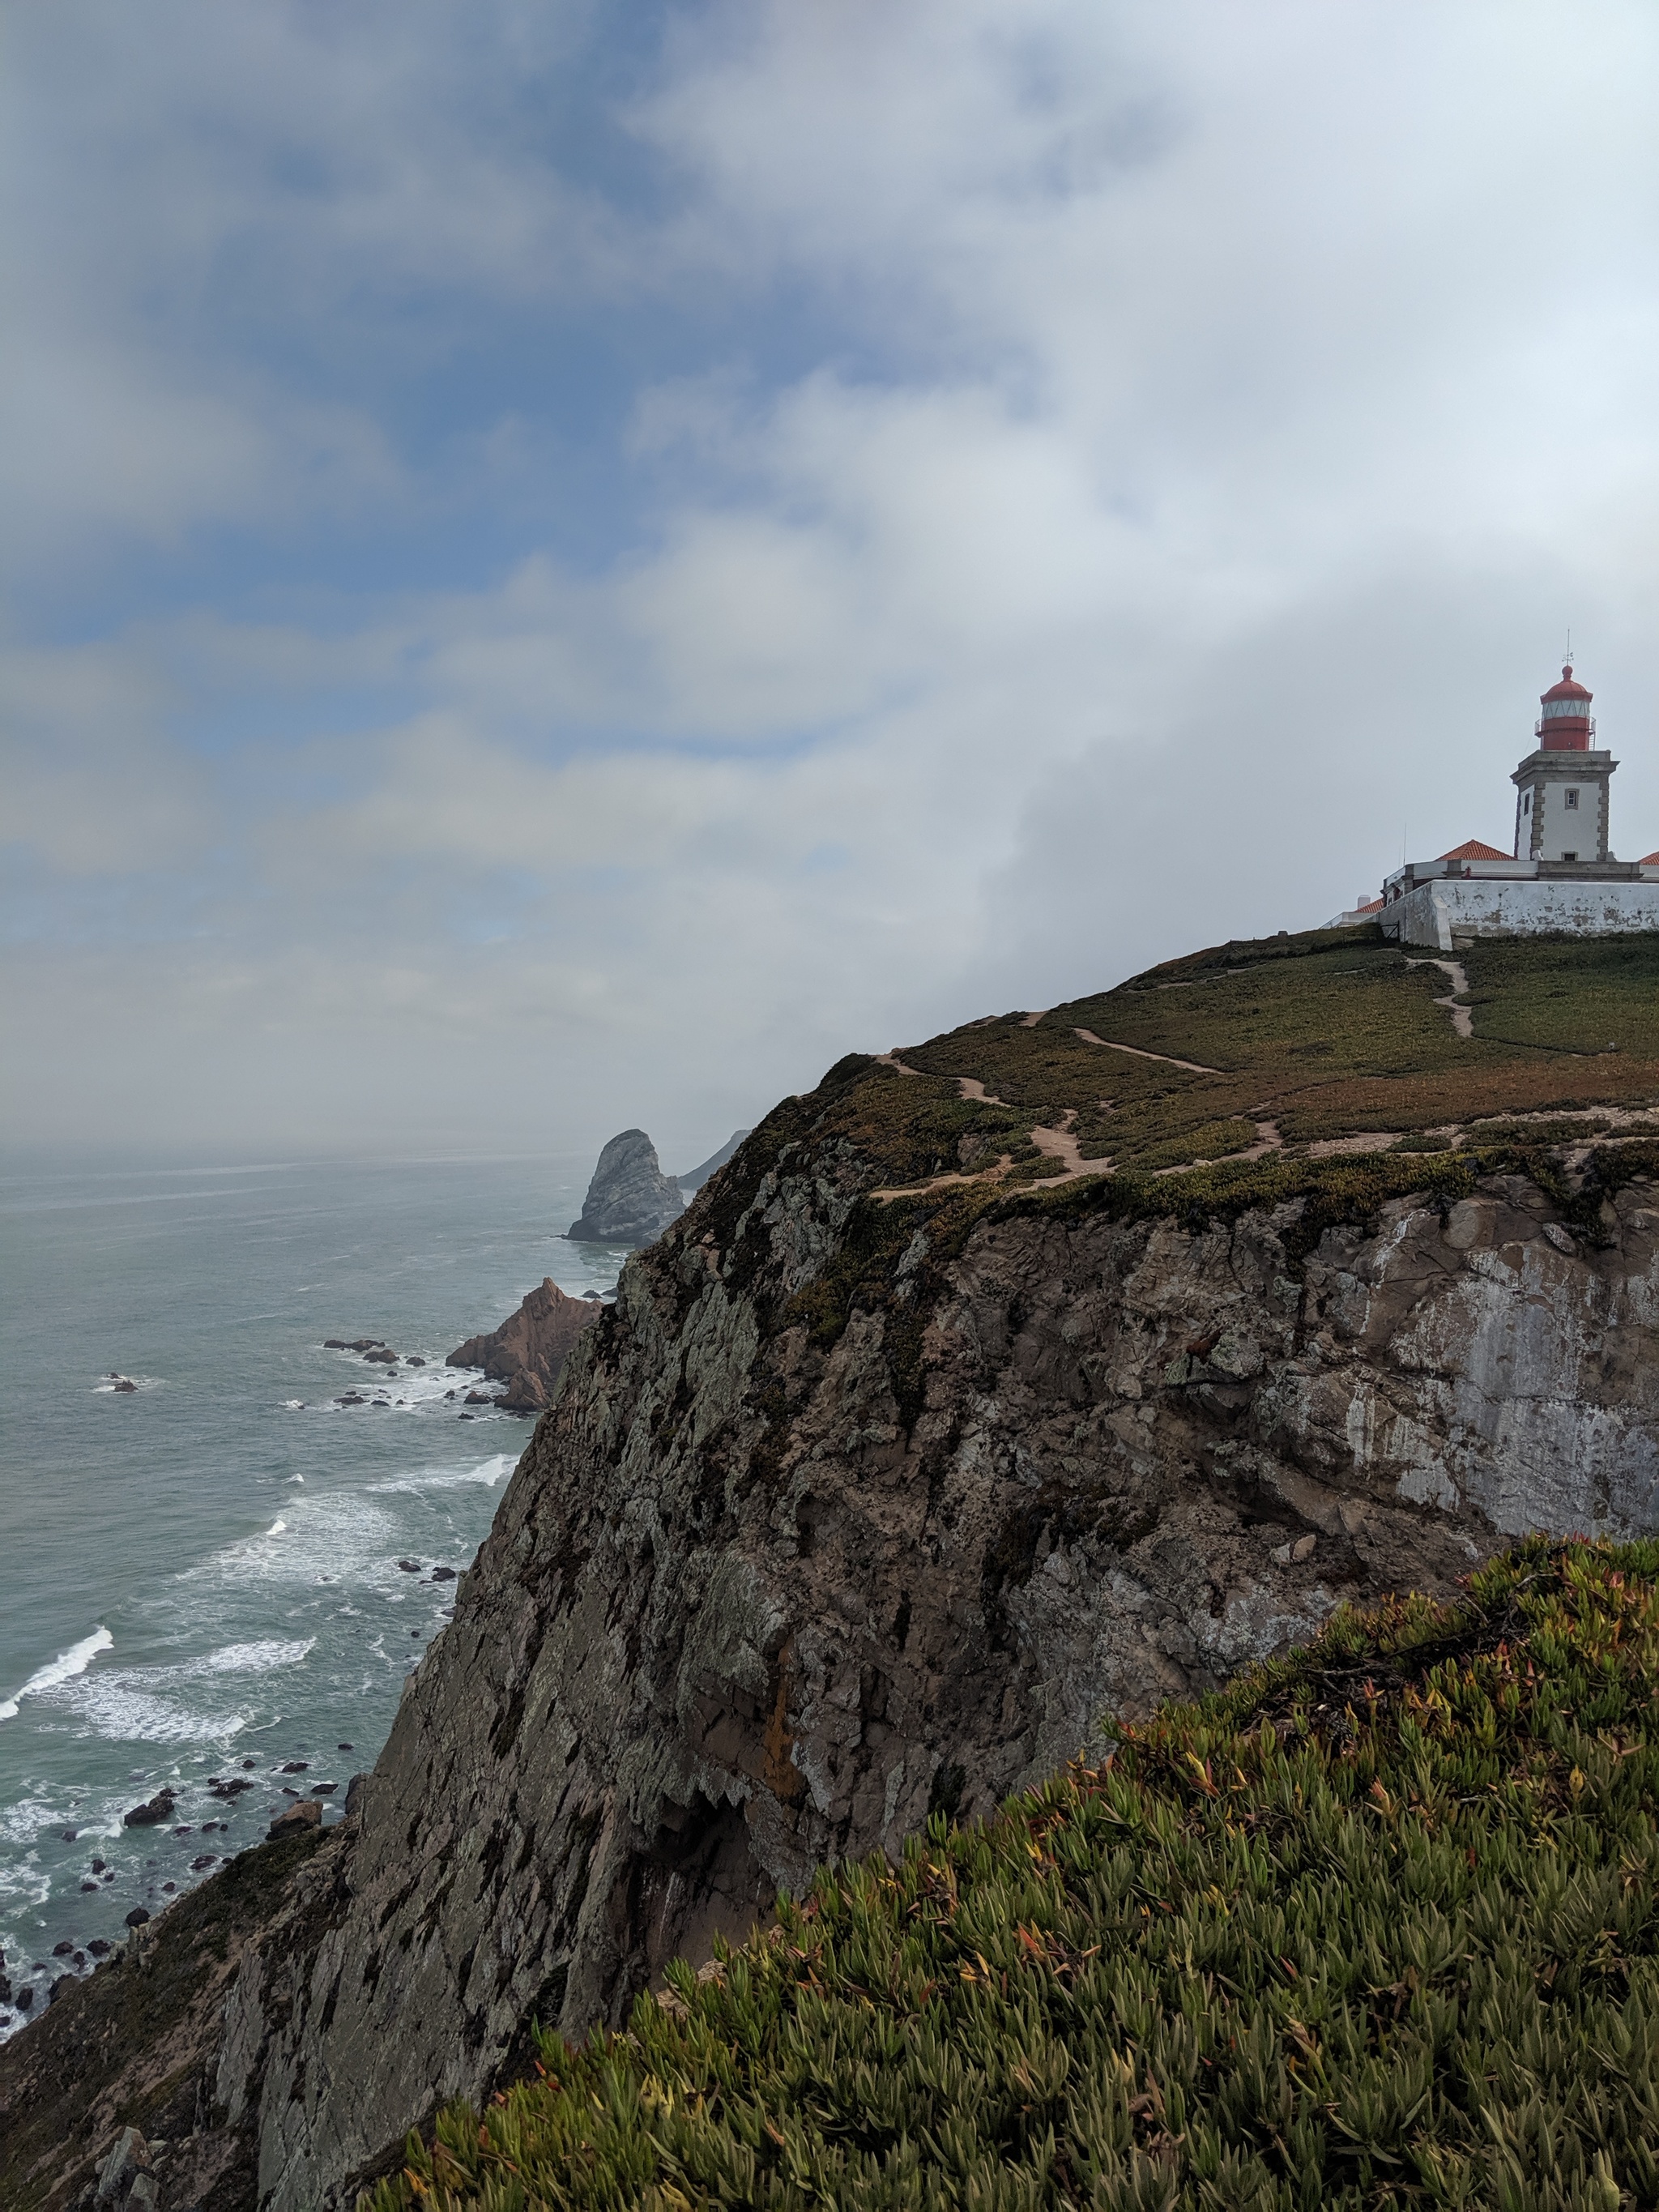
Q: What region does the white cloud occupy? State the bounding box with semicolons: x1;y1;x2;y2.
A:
3;0;1657;1155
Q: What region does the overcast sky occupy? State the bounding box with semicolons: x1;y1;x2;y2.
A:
4;0;1657;1166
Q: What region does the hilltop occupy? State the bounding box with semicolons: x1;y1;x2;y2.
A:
838;923;1659;1194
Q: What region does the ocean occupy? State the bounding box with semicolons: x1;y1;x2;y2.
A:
0;1149;627;2036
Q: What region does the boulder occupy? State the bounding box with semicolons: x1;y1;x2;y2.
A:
565;1129;685;1246
267;1800;322;1841
122;1789;175;1828
95;2127;149;2206
448;1279;599;1411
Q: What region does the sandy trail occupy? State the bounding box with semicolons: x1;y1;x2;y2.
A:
1405;958;1473;1040
1074;1027;1222;1074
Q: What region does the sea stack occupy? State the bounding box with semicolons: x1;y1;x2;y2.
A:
565;1129;685;1247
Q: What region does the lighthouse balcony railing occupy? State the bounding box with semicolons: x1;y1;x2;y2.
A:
1535;715;1595;739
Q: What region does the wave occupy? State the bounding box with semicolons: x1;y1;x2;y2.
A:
365;1453;514;1496
267;1518;288;1535
41;1638;316;1744
0;1625;113;1722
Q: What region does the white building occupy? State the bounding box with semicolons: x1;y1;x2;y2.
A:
1328;661;1659;950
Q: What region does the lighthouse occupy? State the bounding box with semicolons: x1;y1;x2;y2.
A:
1353;655;1659;950
1512;663;1616;865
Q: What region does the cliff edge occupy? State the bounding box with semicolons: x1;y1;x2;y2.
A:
6;924;1657;2212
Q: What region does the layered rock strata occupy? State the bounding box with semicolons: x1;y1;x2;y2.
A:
249;1129;1655;2207
7;1096;1657;2212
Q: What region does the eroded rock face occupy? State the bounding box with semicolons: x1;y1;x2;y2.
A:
566;1129;685;1247
447;1279;599;1411
224;1145;1657;2210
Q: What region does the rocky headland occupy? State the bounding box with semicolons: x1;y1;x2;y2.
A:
4;923;1657;2212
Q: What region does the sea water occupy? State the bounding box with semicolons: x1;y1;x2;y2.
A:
0;1149;627;2035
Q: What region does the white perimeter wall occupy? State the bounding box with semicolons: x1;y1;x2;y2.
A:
1384;878;1659;951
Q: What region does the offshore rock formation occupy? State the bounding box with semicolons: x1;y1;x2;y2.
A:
447;1279;599;1413
565;1129;685;1246
678;1128;753;1194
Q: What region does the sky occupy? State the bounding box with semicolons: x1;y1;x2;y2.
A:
4;0;1657;1167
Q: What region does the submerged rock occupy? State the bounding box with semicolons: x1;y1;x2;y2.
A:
565;1129;685;1247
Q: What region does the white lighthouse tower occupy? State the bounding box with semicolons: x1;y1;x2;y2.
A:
1363;657;1659;950
1512;662;1616;865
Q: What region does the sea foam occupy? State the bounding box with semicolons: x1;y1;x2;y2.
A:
0;1626;113;1723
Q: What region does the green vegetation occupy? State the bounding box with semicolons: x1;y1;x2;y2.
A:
860;929;1659;1181
371;1539;1659;2211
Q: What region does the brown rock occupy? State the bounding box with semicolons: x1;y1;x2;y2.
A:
447;1278;599;1411
267;1800;323;1840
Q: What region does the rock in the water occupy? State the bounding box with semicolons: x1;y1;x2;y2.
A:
362;1347;398;1365
112;1379;137;1394
448;1279;599;1411
676;1128;753;1193
565;1129;685;1247
123;1908;150;1929
267;1800;322;1840
122;1790;175;1828
324;1339;386;1352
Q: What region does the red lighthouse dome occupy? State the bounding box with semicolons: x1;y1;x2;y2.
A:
1535;663;1595;751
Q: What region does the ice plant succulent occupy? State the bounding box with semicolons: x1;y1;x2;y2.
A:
371;1535;1659;2211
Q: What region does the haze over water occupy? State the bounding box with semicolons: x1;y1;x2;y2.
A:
0;1150;624;2034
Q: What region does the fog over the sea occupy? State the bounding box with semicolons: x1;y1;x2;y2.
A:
4;1;1656;1164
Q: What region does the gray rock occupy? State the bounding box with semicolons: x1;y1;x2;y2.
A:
565;1129;686;1247
677;1129;753;1194
95;2127;148;2206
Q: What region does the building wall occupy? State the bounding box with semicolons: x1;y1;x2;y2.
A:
1381;878;1659;951
1512;754;1614;864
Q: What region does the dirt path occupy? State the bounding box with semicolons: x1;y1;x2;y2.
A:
1073;1027;1222;1074
1405;958;1473;1040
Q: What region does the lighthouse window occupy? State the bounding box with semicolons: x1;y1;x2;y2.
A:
1565;788;1580;809
1523;793;1531;812
1542;698;1586;719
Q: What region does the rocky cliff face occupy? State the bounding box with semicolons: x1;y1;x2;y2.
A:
209;1109;1657;2211
565;1129;685;1246
447;1278;599;1411
10;925;1658;2212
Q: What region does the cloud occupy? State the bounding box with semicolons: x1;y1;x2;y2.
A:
3;0;1657;1158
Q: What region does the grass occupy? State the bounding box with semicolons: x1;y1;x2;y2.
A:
833;929;1659;1181
368;1537;1659;2212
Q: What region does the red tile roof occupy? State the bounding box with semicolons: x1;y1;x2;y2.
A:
1439;839;1511;861
1641;852;1659;868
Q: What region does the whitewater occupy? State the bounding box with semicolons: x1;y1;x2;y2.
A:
0;1149;623;2036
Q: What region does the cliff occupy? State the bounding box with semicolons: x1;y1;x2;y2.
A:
446;1278;599;1412
5;924;1657;2212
